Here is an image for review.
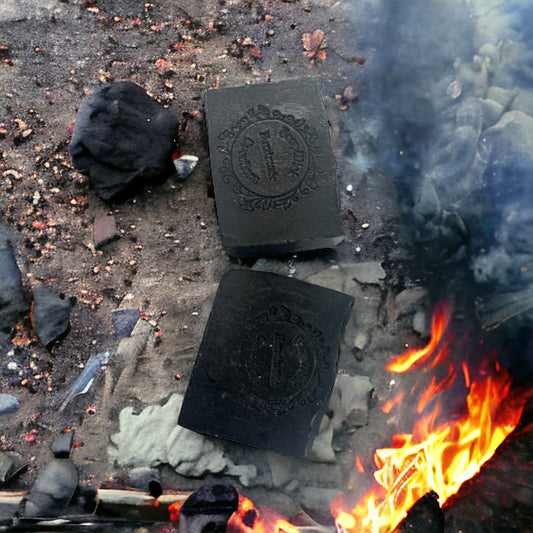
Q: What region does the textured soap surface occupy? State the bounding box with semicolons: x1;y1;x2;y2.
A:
203;78;344;258
178;270;353;456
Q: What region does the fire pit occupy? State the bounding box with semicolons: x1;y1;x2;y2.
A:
0;1;532;532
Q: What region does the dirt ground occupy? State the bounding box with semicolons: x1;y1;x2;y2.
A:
2;1;531;532
0;0;386;500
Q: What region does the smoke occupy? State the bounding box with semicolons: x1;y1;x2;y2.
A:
344;0;533;377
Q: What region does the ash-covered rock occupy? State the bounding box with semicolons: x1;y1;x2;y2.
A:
70;81;179;201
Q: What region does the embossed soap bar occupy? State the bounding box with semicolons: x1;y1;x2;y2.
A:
203;78;344;258
178;270;353;457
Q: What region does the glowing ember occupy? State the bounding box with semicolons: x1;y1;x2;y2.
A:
331;302;529;533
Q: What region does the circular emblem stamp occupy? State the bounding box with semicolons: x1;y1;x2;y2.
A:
217;106;321;211
238;305;329;415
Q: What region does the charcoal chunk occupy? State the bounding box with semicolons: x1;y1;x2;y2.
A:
203;78;344;257
51;431;74;459
31;286;72;348
178;270;353;456
395;491;444;533
0;226;27;334
179;483;238;533
70;81;179;201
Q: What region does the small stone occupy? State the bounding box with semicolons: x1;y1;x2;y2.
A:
112;308;141;339
350;262;386;285
393;287;429;318
330;374;373;430
128;467;162;496
93;214;118;249
0;394;20;417
51;431;74;459
446;80;462;99
173;154;198;180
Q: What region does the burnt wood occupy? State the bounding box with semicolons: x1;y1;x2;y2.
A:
203;78;344;258
178;270;353;456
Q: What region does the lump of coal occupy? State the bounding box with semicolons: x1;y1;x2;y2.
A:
395;491;444;533
70;81;179;201
203;78;345;257
179;483;239;533
31;286;72;348
51;431;74;459
24;458;78;517
178;270;353;457
0;226;27;334
0;451;26;487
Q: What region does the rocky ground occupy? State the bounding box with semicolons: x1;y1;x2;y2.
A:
1;1;532;532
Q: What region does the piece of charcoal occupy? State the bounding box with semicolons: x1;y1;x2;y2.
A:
203;78;344;258
31;286;72;348
51;431;74;459
178;270;353;456
179;483;239;533
395;491;444;533
24;458;78;517
0;225;27;334
0;452;26;487
70;81;179;201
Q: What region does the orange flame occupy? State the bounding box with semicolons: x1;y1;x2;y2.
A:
386;301;450;373
382;392;405;414
228;495;299;533
331;302;529;533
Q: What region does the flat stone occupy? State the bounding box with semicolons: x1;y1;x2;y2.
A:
486;86;518;108
203;78;344;257
24;458;78;517
349;262;386;285
51;431;74;459
31;286;72;348
70;81;179;201
304;266;344;293
393;287;429;318
93;214;118;249
0;394;20;417
178;270;353;457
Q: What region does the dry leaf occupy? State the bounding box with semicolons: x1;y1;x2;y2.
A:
302;29;327;60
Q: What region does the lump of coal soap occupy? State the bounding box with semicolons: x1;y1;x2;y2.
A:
32;286;72;348
179;483;238;533
178;270;353;456
70;81;179;201
203;78;344;257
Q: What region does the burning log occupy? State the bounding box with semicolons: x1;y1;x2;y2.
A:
393;491;444;533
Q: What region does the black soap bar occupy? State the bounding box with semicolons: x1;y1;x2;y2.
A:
178;270;353;457
203;78;344;258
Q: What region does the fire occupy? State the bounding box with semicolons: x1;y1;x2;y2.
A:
228;495;299;533
385;301;450;373
331;301;530;533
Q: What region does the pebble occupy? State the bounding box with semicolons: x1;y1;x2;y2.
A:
350;261;386;284
0;394;20;417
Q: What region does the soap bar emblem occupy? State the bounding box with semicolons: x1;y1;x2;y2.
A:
217;105;321;211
